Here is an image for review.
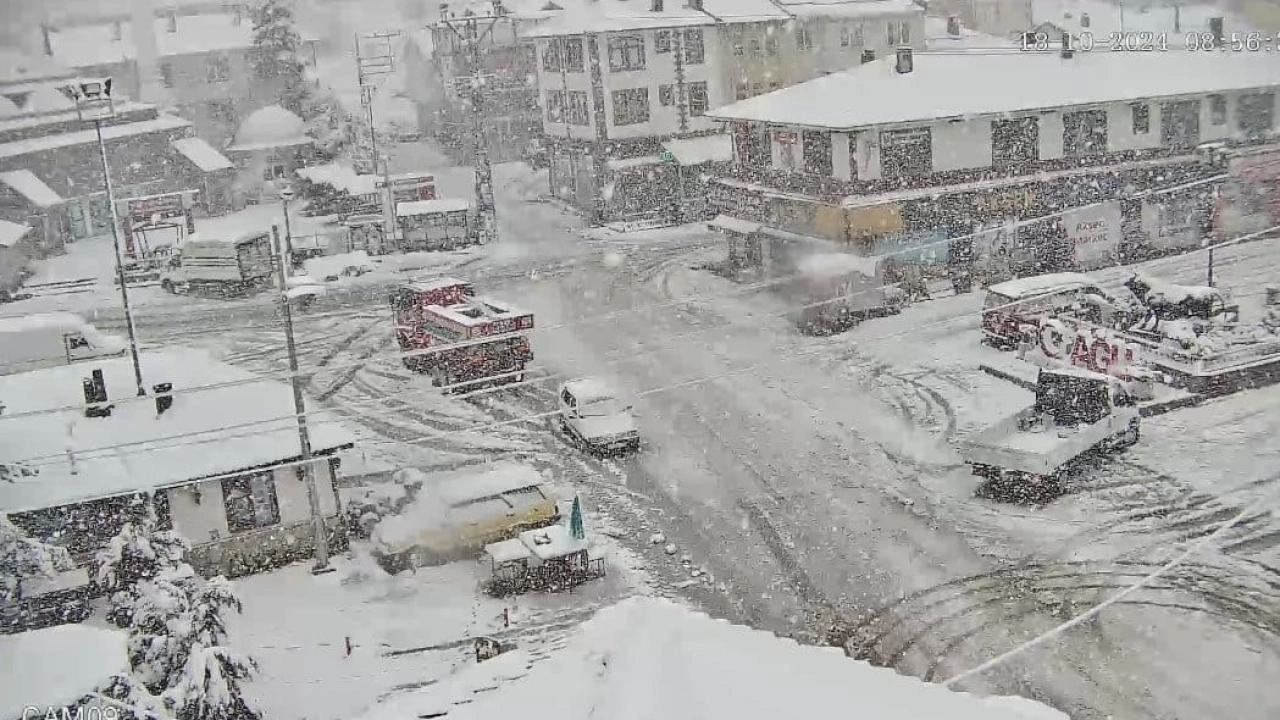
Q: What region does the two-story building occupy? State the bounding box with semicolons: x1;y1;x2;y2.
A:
1027;0;1252;45
705;47;1280;282
42;8;319;147
532;0;929;223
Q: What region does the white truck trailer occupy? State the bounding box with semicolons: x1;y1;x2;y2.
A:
960;367;1141;500
160;231;274;297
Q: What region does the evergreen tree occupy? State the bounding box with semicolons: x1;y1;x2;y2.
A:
250;0;309;114
94;502;189;627
0;513;72;602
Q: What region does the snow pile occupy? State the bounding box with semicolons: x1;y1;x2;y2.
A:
425;597;1067;720
371;491;449;552
304;251;374;281
796;252;879;279
22;85;74;113
0;625;129;718
1132;271;1222;305
229;105;309;151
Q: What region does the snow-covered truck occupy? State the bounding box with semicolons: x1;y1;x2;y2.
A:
389;277;534;391
557;377;640;455
0;313;127;376
961;367;1141;499
159;231;274;297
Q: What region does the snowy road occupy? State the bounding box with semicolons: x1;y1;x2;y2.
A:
60;153;1280;719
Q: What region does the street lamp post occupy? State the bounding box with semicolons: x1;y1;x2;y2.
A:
71;77;145;397
273;198;332;574
280;192;296;274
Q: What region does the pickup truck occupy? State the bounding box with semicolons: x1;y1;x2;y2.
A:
961;367;1140;501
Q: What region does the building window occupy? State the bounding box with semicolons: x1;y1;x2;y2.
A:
608;35;646;72
263;163;286;181
612;88;650;125
1161;100;1200;148
796;24;813;51
735;81;750;100
659;84;675;106
880;127;932;178
683;29;705;64
848;133;859;180
546;89;565;122
222;473;280;532
566;90;589;125
160;62;174;88
1131;103;1150;134
1238;92;1275;138
543;41;561;71
801;130;832;176
1062;109;1108;156
656;30;672;53
543;39;584;72
206;99;236;123
563;38;584;72
688;81;708;116
731;29;745;56
841;25;851;46
733;121;770;169
1209;94;1227;125
206;54;231;83
991;117;1039;165
765;32;778;55
888;21;911;45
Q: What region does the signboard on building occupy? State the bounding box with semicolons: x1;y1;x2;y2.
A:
117;190;197;258
1142;194;1204;253
379;174;437;204
972;186;1038;217
1063;201;1122;269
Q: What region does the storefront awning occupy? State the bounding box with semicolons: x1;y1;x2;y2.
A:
708;215;761;235
0;219;32;247
662;134;732;166
171;137;234;173
0;169;62;208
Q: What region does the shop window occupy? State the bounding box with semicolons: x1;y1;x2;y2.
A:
545;89;565;122
683;29;705;65
1062;109;1108;156
659;84;675;106
796;24;812;51
765;33;778;55
1238;92;1275;139
1161;100;1200;148
1131;103;1150;134
1208;94;1227;125
888;21;911;45
688;81;709;117
655;30;672;53
566;90;589;125
841;26;852;46
880;127;932;178
801;130;832;176
612;88;650;125
608;35;646;72
222;472;280;532
735;82;750;100
991;117;1039;166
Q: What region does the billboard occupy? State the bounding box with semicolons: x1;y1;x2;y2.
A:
1063;201;1122;269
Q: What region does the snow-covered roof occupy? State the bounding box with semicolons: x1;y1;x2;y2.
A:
405;276;472;293
704;0;791;22
523;0;717;36
987;272;1097;298
0;114;192;160
431;296;531;328
484;536;534;564
1030;0;1251;38
396;198;470;216
46;13;311;67
606;155;661;171
708;50;1280;130
0;624;129;719
439;597;1068;720
518;524;586;560
227;105;310;152
925;15;1015;50
438;461;546;506
296;163;381;196
563;377;617;403
0;347;358;513
0;311;96;333
21;84;76;113
797;252;879;279
171;136;233;172
708;214;762;235
0;101;152;135
779;0;922;19
0;50;73;88
0;219;31;247
0;96;19;117
662;133;731;165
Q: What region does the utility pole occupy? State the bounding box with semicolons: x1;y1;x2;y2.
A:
355;30;400;247
437;3;502;245
272;217;332;575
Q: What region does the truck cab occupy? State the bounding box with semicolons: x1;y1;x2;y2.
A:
557;378;640;455
0;313;127;376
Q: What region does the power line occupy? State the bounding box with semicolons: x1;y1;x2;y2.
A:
940;471;1280;689
0;173;1235;426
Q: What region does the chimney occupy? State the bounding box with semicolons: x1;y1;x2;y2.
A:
1061;32;1073;58
83;369;112;417
651;0;663;10
1209;17;1224;43
861;48;876;64
166;10;177;33
1080;12;1090;28
895;46;912;74
112;21;123;42
946;16;960;37
41;23;53;57
153;382;173;415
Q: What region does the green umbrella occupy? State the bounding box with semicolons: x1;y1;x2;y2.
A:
569;495;585;540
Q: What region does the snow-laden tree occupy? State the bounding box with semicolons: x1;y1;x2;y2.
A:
163;644;259;720
250;0;309;114
94;673;167;720
0;512;72;602
95;503;189;627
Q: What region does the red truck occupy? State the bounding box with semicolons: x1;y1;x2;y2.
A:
389;277;534;391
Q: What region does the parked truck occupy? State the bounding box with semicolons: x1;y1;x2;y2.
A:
160;231;274;298
389;277;534;391
0;313;127;376
960;367;1141;500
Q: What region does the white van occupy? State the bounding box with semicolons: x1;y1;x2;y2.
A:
0;313;128;376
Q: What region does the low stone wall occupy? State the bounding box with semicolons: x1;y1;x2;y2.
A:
187;517;349;579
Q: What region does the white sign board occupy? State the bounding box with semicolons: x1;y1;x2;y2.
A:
1063;201;1122;269
1141;195;1203;252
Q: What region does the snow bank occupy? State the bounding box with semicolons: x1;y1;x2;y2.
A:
0;625;128;718
1133;271;1222;304
434;597;1066;720
304;251;374;281
796;252;879;279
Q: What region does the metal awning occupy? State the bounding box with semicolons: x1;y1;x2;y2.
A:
0;169;62;208
171;137;233;172
707;214;761;235
0;219;31;247
662;134;732;166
